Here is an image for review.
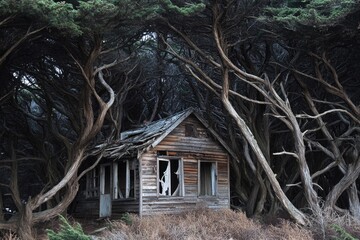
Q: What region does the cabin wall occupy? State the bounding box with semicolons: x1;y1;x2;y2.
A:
140;116;230;215
156;116;225;154
71;198;99;218
73;197;140;218
73;160;141;218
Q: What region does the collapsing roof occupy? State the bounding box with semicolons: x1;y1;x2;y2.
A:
94;109;193;159
94;108;238;161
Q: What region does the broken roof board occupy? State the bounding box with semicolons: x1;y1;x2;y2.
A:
99;108;238;161
120;109;192;146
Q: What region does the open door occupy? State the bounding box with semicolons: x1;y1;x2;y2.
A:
99;164;112;217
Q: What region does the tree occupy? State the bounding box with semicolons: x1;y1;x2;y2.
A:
0;1;148;238
265;0;359;28
153;0;314;224
264;0;360;221
153;1;360;228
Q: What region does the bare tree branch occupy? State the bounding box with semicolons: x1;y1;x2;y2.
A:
296;109;360;125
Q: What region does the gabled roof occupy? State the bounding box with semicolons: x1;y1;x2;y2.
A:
120;109;192;150
95;108;238;161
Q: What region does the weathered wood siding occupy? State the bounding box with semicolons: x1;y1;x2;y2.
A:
111;199;139;217
140;116;230;215
74;115;230;218
155;116;225;154
73;199;140;217
73;160;140;217
72;198;99;218
111;159;141;216
73;198;140;218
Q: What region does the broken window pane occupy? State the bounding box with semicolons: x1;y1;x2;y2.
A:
171;160;180;196
158;159;182;196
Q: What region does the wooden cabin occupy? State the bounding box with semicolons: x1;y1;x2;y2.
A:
73;109;233;218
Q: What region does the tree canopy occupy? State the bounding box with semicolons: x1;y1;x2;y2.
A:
1;0;360;239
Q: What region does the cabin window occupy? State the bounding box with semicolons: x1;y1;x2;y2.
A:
113;160;135;199
86;168;99;198
158;158;183;197
199;162;217;196
185;124;198;137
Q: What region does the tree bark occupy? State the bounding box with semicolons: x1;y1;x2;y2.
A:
292;117;322;215
211;4;306;222
222;96;306;224
325;160;360;212
246;182;259;217
17;203;34;240
255;169;267;215
268;82;322;216
0;36;118;238
348;183;360;220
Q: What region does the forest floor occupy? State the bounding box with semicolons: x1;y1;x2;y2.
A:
40;208;360;240
5;208;359;239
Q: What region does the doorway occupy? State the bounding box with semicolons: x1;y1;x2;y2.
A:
99;164;112;217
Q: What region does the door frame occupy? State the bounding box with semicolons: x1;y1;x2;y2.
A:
99;163;112;217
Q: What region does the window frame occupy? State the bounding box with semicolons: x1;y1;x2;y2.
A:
99;163;112;195
85;168;100;198
198;161;217;197
113;160;136;200
157;157;184;197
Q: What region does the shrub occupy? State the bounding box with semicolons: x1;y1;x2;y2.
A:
120;212;133;225
47;215;91;240
331;224;357;240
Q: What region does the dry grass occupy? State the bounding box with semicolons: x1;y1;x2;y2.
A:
5;208;360;239
98;209;313;240
0;230;20;240
309;209;360;239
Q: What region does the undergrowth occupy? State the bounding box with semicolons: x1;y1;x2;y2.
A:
99;209;313;240
4;208;359;240
46;215;91;240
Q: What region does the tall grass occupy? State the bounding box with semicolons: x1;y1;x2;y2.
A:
4;208;360;239
100;209;313;240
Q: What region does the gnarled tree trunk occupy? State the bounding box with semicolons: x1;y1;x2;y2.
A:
325;160;360;212
17;203;34;240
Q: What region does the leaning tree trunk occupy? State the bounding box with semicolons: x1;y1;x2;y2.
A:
164;1;306;224
246;170;267;216
254;168;267;215
222;96;306;224
325;160;360;212
267;81;322;217
298;76;360;218
219;66;306;223
13;150;83;239
293;124;322;216
245;151;267;217
211;12;306;222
